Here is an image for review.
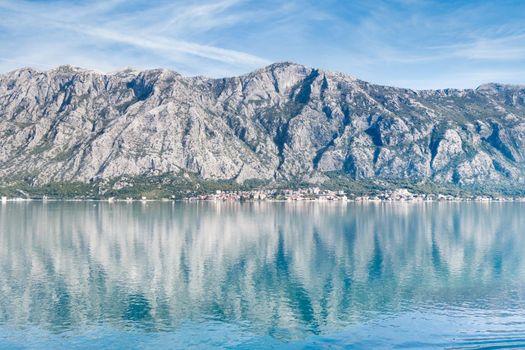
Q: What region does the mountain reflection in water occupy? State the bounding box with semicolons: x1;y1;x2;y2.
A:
1;202;525;349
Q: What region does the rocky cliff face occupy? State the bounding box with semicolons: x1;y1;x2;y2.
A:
1;62;525;187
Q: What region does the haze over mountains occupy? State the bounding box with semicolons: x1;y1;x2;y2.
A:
1;62;525;191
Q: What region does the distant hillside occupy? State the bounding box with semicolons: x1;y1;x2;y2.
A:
1;62;525;196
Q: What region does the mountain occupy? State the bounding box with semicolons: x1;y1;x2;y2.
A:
1;62;525;194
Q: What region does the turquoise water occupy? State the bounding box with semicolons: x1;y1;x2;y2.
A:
1;201;525;349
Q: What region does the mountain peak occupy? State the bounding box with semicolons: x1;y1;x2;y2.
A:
1;63;522;91
50;65;101;75
250;61;310;76
264;61;306;70
477;82;525;93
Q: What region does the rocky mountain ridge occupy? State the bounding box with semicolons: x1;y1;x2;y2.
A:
1;62;525;191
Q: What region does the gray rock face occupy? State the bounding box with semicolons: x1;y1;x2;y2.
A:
1;62;525;186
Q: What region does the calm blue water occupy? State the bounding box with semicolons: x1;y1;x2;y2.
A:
1;201;525;349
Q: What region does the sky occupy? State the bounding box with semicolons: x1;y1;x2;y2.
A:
0;0;524;89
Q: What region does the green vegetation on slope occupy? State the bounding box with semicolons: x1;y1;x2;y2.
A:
1;172;524;199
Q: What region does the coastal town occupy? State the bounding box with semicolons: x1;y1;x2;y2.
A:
1;187;524;202
182;188;521;202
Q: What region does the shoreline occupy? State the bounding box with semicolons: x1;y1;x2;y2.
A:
2;197;525;203
4;187;524;203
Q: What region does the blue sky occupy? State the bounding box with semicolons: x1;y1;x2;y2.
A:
0;0;524;89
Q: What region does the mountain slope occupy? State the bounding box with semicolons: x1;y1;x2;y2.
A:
1;63;525;189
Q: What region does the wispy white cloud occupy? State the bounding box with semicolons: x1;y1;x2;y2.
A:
0;0;270;75
0;0;524;88
299;0;525;88
75;26;269;66
432;32;525;61
150;0;245;34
